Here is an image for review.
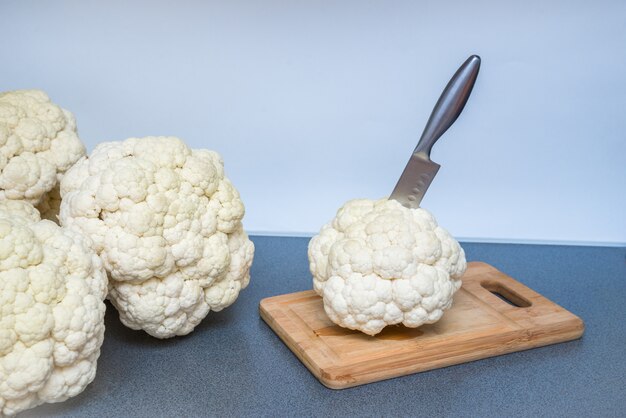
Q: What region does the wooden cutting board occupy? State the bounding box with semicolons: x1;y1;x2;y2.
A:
259;262;584;389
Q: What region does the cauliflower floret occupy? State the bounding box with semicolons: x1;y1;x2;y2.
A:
308;198;466;336
0;90;85;213
0;200;107;416
59;136;254;339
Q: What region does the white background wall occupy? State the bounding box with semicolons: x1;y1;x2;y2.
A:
1;0;624;244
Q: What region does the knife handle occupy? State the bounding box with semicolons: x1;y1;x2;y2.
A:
414;55;481;156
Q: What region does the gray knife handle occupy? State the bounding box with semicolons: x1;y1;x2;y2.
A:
414;55;481;156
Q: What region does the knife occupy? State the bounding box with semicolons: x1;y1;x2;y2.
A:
389;55;481;208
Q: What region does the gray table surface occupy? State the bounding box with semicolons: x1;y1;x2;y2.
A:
24;236;626;417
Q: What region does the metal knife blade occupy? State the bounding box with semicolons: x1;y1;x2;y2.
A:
389;55;481;209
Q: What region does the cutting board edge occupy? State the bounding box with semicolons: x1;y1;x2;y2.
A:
259;301;327;380
316;318;585;389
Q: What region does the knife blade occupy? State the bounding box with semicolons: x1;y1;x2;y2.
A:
389;55;481;208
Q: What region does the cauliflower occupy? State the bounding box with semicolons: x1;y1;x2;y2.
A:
59;136;254;339
308;198;466;336
0;200;107;416
0;90;85;212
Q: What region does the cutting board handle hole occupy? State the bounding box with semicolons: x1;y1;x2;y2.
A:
480;281;532;308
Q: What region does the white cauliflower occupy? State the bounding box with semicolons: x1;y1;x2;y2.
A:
59;136;254;339
0;200;107;416
0;90;85;211
308;198;466;336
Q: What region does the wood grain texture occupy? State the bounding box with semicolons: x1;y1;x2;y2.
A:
259;262;584;389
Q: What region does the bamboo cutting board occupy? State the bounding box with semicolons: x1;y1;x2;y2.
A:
259;262;584;389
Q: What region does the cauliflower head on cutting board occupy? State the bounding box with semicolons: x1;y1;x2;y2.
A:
0;200;107;416
59;136;254;339
308;198;466;336
0;90;85;210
